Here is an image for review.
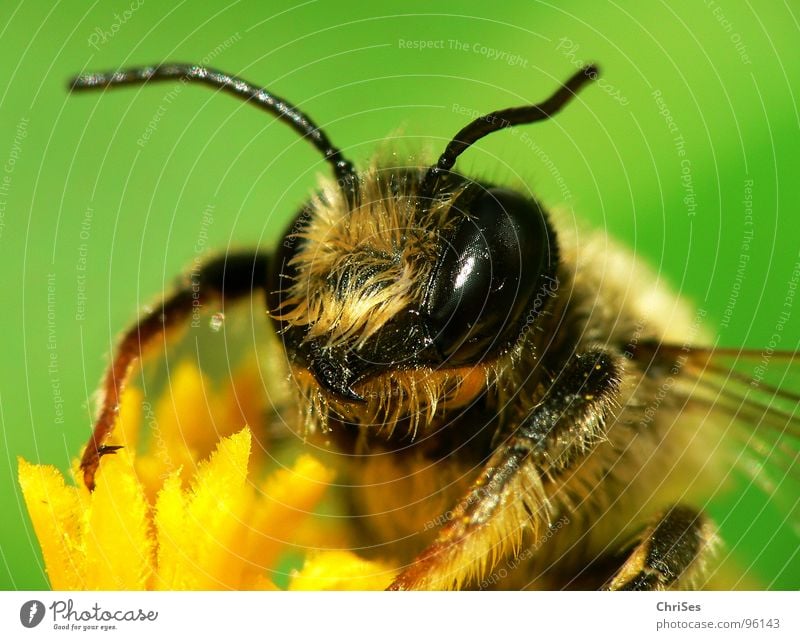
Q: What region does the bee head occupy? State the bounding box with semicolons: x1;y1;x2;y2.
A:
267;65;597;434
267;166;558;433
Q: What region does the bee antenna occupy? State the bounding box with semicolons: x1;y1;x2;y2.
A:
69;63;358;189
420;64;600;203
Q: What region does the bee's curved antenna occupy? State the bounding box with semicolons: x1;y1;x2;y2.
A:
420;64;600;202
69;63;357;188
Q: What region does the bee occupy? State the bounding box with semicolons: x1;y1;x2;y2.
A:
71;63;798;590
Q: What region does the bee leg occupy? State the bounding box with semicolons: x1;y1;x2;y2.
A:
388;348;624;590
79;251;269;491
605;505;718;590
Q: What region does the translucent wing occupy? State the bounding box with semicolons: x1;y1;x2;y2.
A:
631;340;799;503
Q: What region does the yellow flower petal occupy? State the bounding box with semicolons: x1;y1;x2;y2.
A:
18;458;85;589
152;471;188;589
289;551;397;590
21;360;392;591
143;363;262;496
242;454;335;574
221;358;268;442
153;362;215;482
241;574;280;590
155;428;253;589
84;451;154;589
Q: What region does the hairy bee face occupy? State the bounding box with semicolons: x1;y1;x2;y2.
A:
268;165;559;435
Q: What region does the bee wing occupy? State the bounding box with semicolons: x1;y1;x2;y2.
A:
633;342;799;498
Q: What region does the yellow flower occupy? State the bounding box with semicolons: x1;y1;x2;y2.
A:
19;361;396;590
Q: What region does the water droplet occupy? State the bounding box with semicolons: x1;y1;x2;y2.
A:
210;312;225;332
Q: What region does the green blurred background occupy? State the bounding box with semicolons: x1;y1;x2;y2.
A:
1;1;798;589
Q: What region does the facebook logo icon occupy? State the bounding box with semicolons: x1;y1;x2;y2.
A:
20;600;45;628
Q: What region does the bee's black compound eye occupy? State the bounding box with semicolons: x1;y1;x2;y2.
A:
423;187;557;365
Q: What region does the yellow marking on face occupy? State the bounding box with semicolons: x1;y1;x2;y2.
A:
443;365;488;409
288;358;500;439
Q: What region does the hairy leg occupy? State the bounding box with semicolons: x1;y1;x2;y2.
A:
80;251;269;490
388;348;624;590
605;505;718;591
